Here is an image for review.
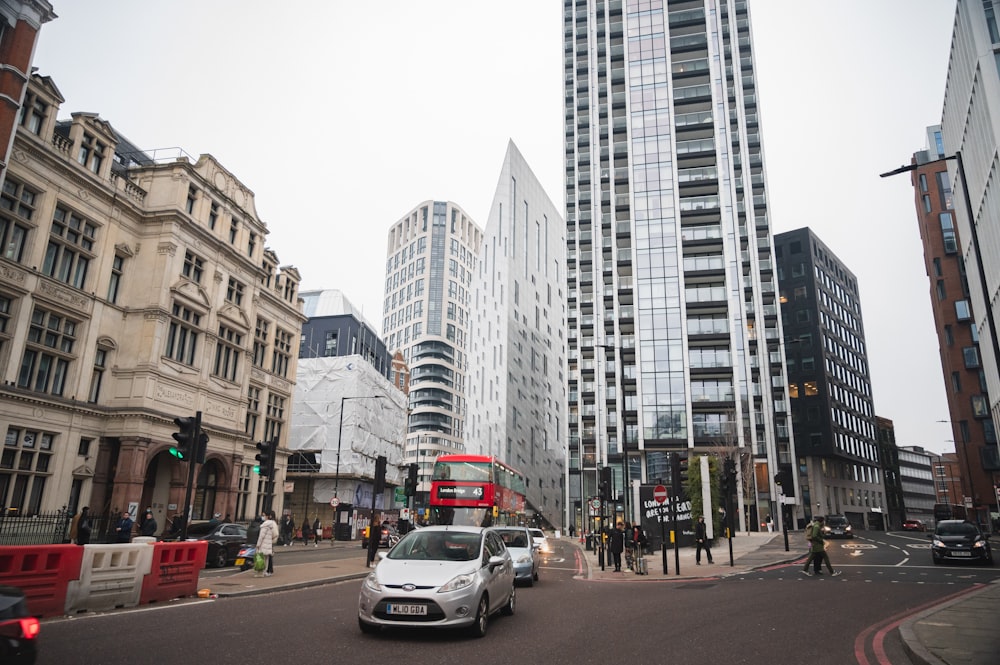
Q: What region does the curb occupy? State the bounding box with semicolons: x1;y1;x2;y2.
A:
897;582;998;665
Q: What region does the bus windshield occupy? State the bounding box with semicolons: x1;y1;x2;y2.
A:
432;460;492;482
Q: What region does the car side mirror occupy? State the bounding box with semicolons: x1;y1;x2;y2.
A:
488;554;506;571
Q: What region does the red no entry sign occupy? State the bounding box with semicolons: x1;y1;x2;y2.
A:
653;485;668;504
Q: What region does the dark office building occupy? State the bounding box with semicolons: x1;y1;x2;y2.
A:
299;289;392;380
876;416;906;530
775;228;886;529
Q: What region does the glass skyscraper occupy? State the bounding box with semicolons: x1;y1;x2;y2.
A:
564;0;796;532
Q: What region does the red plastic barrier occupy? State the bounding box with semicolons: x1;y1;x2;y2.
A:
0;545;84;618
139;541;208;605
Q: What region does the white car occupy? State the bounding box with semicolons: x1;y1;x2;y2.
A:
489;526;540;585
358;525;516;637
528;528;549;553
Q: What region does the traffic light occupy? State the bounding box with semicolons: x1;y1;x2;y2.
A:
722;458;737;495
599;466;613;502
195;430;209;464
774;467;795;497
404;463;418;497
171;416;196;460
255;439;276;478
373;455;387;494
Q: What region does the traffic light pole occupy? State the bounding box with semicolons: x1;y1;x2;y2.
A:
179;411;202;541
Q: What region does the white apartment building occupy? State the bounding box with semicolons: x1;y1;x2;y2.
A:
466;141;568;528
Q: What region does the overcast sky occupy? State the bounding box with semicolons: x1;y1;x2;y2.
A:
32;1;957;454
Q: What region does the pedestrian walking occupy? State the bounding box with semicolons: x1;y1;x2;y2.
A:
76;506;92;545
608;521;626;572
568;524;576;538
300;518;311;546
313;517;321;546
114;510;134;543
257;510;278;577
139;510;157;537
695;515;714;564
801;516;841;577
281;513;294;546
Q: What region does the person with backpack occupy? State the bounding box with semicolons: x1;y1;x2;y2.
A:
802;515;842;576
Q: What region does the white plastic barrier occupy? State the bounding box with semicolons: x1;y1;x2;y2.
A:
64;544;154;614
132;537;156;544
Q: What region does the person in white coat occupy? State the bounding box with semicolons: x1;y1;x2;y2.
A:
256;510;278;577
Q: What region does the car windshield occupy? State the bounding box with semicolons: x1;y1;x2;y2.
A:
389;531;482;561
826;517;848;526
530;529;544;538
937;522;978;537
494;529;530;549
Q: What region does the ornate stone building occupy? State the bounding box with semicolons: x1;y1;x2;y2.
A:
0;73;304;532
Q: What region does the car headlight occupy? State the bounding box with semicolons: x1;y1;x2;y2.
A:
932;539;944;548
974;539;987;548
363;572;383;592
844;525;852;532
515;554;532;564
438;573;475;593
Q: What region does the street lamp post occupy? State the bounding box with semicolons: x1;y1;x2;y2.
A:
334;395;385;540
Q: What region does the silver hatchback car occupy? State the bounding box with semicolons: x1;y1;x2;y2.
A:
489;526;540;585
358;525;516;637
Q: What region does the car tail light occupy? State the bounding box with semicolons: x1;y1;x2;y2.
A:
19;617;40;639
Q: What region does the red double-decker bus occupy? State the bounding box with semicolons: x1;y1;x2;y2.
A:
429;455;527;527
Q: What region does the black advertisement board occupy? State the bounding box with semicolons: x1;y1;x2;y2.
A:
637;484;694;550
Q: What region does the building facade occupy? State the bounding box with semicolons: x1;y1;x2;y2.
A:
383;201;483;502
939;0;1000;519
875;416;905;531
897;446;938;526
466;141;568;528
907;125;998;526
563;0;795;533
0;0;55;186
299;289;392;379
775;228;885;529
0;73;304;533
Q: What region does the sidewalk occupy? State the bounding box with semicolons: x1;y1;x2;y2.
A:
195;533;998;665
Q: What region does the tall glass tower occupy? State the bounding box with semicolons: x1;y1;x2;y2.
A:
563;0;796;533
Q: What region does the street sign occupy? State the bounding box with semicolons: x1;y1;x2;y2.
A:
589;498;601;511
330;497;340;508
653;485;668;504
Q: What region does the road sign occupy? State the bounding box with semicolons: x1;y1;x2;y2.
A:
589;498;601;511
653;485;668;504
330;497;340;508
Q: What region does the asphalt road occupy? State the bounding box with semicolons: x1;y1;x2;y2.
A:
36;533;998;665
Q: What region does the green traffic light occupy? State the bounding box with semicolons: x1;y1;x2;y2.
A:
169;446;185;459
253;464;260;474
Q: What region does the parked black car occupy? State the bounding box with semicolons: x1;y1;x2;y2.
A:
0;586;39;664
930;520;994;565
161;521;248;568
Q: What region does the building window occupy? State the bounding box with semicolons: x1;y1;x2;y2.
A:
18;94;47;134
235;464;253;520
0;294;11;355
182;251;204;283
253;318;269;368
213;325;243;382
246;385;261;436
186;186;198;214
940;213;957;254
324;331;338;357
944;324;954;346
107;254;124;303
265;393;285;442
88;347;107;403
1;178;38;223
77;132;105;174
272;329;292;377
209;202;219;230
951;371;962;393
936;280;946;300
165;302;201;365
0;427;53;515
248;232;256;257
42;207;96;289
17;307;76;396
77;437;91;457
226;277;245;306
955;300;971;321
971;394;989;417
0;215;29;264
962;346;980;369
229;219;238;244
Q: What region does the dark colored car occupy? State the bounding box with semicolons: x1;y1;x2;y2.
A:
361;524;399;549
822;515;854;539
930;520;994;565
902;519;927;532
0;586;39;664
162;521;248;568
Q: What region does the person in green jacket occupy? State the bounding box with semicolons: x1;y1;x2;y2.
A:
801;516;842;577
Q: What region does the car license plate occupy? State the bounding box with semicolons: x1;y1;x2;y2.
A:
386;603;427;616
950;551;971;557
235;558;245;566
